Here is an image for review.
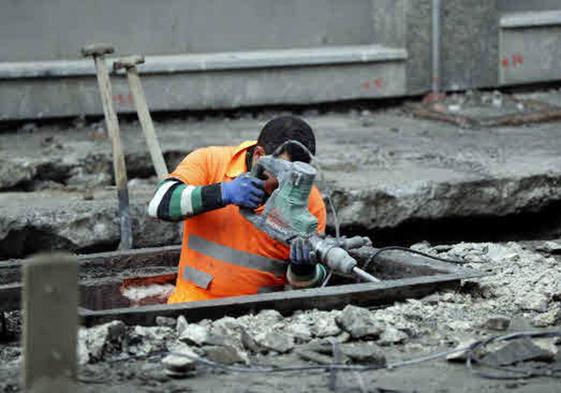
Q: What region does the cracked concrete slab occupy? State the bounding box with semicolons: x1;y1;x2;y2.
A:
2;101;561;257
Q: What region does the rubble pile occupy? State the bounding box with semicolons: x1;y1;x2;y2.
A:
74;241;560;374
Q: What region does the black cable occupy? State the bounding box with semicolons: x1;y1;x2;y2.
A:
362;246;470;272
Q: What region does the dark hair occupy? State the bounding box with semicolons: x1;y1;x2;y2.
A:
257;116;316;163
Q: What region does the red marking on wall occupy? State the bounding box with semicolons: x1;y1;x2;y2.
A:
501;57;510;68
361;78;383;91
512;54;524;66
501;54;524;69
113;93;134;105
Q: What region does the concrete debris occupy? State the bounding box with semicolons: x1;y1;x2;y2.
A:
78;320;126;364
295;349;334;365
176;315;188;335
531;306;561;328
284;322;313;344
310;311;342;338
515;293;550;313
339;342;386;366
178;322;210;347
482;338;557;366
378;326;408;346
336;305;384;339
254;331;295;354
161;353;196;375
483;316;511;331
240;330;261;353
536;240;561;254
129;326;175;356
155;316;177;328
204;345;248;365
254;309;284;325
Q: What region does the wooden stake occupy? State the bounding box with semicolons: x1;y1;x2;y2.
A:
23;253;78;393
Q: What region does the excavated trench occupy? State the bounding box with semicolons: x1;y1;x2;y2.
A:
339;198;561;247
0;242;482;341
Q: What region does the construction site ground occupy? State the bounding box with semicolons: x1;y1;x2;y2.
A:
1;90;561;392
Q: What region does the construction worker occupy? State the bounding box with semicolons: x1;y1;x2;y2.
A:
148;116;327;303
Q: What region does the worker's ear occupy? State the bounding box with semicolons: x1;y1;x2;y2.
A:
252;146;266;162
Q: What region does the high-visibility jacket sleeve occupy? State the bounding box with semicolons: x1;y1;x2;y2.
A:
147;148;225;221
147;178;224;221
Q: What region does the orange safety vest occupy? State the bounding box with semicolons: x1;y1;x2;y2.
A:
166;141;326;304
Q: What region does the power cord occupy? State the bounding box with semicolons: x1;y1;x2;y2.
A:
361;245;470;272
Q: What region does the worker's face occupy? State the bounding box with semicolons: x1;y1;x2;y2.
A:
251;146;291;195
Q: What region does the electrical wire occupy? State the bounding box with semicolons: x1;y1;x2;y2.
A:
361;246;470;272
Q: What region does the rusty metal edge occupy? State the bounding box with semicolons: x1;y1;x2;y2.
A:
79;270;487;327
0;245;181;285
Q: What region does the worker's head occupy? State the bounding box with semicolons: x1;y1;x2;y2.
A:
253;116;316;164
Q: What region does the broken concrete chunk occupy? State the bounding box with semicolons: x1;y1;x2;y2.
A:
176;315;188;336
531;306;561;327
483;316;511;331
78;320;126;363
295;349;334;365
378;326;408;346
133;326;174;342
533;339;559;359
536;241;561;254
161;354;196;373
337;305;384;339
311;312;342;338
482;338;556;366
156;316;177;328
285;322;312;344
254;331;295;354
204;345;248;365
211;316;242;338
129;326;174;356
178;323;209;346
339;342;386;366
254;309;283;325
241;330;260;353
515;293;549;313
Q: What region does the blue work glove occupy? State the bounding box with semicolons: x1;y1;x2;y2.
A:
221;173;265;209
289;237;317;268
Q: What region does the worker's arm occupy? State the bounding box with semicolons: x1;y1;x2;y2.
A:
147;178;224;221
148;175;265;222
286;238;327;288
147;148;265;222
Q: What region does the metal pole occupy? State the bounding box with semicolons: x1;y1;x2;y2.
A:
432;0;441;93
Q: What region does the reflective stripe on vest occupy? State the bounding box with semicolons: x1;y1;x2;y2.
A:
188;234;287;277
183;265;213;289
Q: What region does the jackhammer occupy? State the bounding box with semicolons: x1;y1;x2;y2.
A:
240;155;380;283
